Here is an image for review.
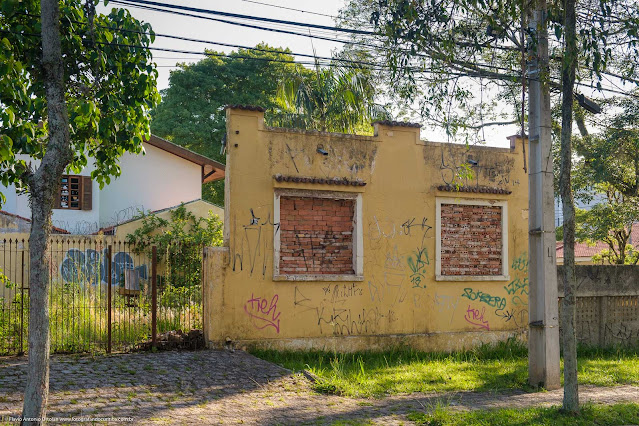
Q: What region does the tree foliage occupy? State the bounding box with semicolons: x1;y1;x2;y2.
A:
151;46;389;205
151;45;305;162
126;205;222;307
150;45;306;206
275;58;390;133
337;0;639;141
570;95;639;264
0;0;160;193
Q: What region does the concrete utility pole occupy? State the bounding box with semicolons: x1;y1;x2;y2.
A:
527;0;561;389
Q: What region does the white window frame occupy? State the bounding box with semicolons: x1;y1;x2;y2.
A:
435;197;509;281
273;188;363;281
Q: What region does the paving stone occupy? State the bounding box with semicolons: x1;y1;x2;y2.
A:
1;350;639;424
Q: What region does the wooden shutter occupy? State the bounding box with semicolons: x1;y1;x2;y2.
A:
82;176;92;210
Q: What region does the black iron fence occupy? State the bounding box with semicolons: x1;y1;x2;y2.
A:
0;238;203;355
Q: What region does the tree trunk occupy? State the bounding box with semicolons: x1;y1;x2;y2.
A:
559;0;579;414
22;1;72;423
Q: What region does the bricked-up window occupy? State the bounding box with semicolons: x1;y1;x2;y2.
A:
435;198;508;281
274;189;363;281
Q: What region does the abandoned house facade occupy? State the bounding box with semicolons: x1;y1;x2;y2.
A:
203;106;531;352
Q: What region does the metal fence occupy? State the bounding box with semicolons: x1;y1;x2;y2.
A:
0;238;203;355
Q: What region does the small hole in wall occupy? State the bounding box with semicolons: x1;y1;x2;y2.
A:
234;144;239;148
235;130;239;134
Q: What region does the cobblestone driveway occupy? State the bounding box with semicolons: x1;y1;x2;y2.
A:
1;350;639;425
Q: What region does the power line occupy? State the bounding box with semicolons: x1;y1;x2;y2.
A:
96;2;526;77
3;14;638;98
3;26;634;96
104;25;392;70
110;0;373;35
109;1;357;46
240;0;337;19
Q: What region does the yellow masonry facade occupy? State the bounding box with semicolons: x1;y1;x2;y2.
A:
203;106;530;352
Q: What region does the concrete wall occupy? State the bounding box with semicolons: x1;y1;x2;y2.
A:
0;212;31;234
203;107;530;352
558;265;639;347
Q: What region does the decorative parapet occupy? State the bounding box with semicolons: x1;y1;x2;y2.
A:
273;174;367;187
225;104;266;112
372;120;421;128
437;184;512;195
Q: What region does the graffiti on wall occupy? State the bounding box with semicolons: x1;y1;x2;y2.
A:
461;288;507;310
292;283;397;336
230;208;278;278
464;304;490;330
59;248;148;286
367;215;433;307
499;252;529;328
244;293;281;333
437;147;519;188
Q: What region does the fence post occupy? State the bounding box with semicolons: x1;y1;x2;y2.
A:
599;295;607;347
152;245;157;349
20;250;25;355
107;245;112;354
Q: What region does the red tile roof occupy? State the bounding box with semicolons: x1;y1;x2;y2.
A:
556;223;639;259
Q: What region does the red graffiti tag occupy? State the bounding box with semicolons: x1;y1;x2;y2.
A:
464;304;490;330
244;294;281;333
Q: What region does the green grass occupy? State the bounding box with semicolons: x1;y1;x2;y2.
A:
251;339;639;397
408;402;639;425
0;279;202;355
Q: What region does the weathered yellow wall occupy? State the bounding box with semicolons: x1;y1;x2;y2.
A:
206;107;530;352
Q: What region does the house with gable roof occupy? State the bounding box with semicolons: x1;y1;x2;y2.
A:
0;135;225;235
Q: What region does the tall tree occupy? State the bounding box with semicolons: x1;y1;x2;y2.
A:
152;46;389;205
151;45;307;206
276;58;390;133
0;0;159;420
558;0;579;412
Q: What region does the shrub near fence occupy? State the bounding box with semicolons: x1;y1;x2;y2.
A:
0;237;203;355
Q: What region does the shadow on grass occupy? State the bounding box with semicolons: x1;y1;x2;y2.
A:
251;339;639;397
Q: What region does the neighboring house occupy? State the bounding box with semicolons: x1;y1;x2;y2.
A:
0;210;69;234
203;106;530;353
557;222;639;265
0;135;225;235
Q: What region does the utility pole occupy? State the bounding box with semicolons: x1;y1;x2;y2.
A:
527;0;561;389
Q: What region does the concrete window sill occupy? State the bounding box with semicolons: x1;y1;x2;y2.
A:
435;275;510;282
273;274;364;282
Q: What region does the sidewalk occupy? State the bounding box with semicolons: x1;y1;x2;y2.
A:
1;350;638;425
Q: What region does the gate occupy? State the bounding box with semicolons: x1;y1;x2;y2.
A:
0;237;203;355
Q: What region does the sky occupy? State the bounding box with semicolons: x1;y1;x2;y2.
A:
97;0;518;148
